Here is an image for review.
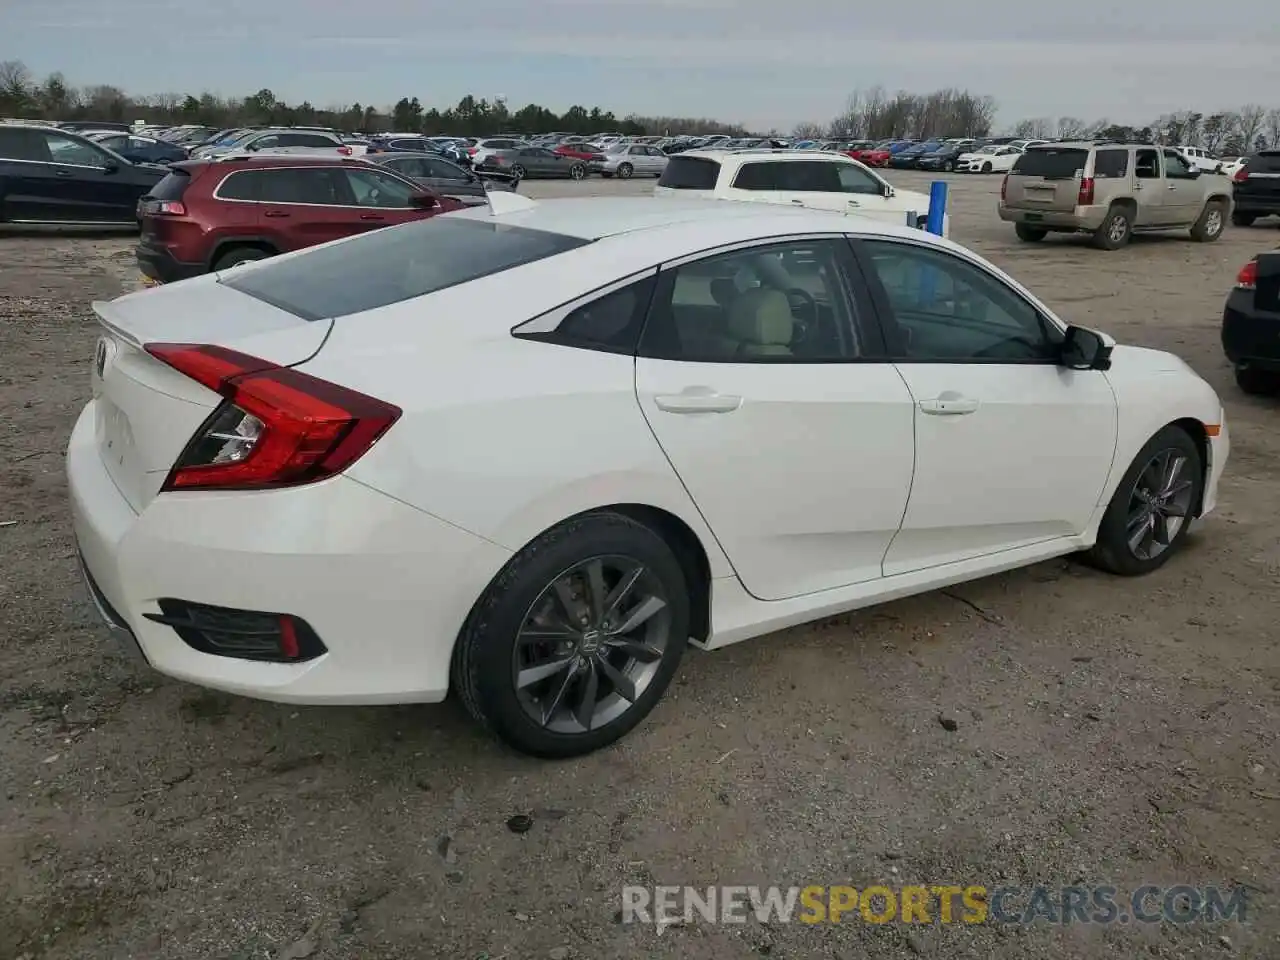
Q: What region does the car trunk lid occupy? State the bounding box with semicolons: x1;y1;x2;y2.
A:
90;278;333;513
1003;147;1090;212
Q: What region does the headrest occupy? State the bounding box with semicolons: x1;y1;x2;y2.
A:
728;288;794;345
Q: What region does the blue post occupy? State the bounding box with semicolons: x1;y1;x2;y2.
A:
926;181;947;236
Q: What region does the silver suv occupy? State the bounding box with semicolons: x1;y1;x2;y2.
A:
998;141;1234;250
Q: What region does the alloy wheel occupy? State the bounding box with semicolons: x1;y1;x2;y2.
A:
1126;449;1195;560
1203;209;1223;237
1108;215;1129;244
512;555;672;734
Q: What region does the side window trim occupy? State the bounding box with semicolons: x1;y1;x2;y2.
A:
846;235;1065;365
512;268;660;337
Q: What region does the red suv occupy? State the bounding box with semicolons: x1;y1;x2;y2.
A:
135;155;463;283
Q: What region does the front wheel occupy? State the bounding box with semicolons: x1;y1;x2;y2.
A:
943;160;954;172
511;164;526;180
1086;426;1203;576
617;163;634;179
451;512;691;758
569;163;586;180
1236;365;1280;396
981;162;992;173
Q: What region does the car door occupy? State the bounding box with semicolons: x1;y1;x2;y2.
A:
419;156;487;203
850;237;1117;575
256;166;360;249
378;155;432;186
634;236;916;601
1160;149;1202;224
338;166;435;230
769;160;849;214
37;130;139;222
1132;148;1167;225
832;161;900;224
0;127;63;222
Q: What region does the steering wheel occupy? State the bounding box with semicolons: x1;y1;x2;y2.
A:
784;287;818;336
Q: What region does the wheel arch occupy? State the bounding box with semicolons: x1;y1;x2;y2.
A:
1169;417;1211;517
207;236;280;271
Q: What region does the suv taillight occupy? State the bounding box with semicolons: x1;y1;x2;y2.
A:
142;199;186;216
1236;259;1258;290
1233;167;1249;183
337;145;353;155
1000;174;1008;201
144;343;400;492
1077;177;1095;206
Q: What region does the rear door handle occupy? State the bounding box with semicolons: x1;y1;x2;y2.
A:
263;210;290;218
359;213;385;220
654;391;743;414
55;170;74;178
919;396;979;415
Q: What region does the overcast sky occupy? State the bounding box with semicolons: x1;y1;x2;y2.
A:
4;0;1279;131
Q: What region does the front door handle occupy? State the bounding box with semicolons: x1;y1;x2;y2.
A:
263;210;290;218
54;170;74;178
1167;184;1177;190
654;391;743;414
919;396;979;415
360;213;385;220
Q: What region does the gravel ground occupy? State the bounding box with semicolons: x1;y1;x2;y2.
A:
1;172;1277;960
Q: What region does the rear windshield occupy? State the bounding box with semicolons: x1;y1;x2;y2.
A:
220;217;591;321
1246;152;1280;173
658;156;721;189
147;170;191;201
1012;148;1089;179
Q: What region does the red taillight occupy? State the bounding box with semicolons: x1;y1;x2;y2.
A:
1236;259;1258;290
1233;168;1248;183
143;200;186;216
1077;176;1095;206
1000;174;1008;201
144;343;401;492
467;146;477;154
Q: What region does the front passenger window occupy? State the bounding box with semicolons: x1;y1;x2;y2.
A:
859;240;1060;362
41;133;109;168
835;164;882;195
1163;151;1195;178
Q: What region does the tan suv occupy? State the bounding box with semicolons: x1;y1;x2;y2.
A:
998;141;1234;250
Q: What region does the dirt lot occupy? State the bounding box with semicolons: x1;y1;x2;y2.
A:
1;173;1277;960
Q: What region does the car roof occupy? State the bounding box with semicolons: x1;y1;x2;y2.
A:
172;155;377;173
674;149;858;163
368;151;464;163
447;195;931;244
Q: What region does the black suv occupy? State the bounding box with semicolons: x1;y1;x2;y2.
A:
0;124;167;226
1231;151;1280;227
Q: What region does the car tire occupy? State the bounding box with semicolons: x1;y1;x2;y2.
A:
618;163;634;179
1086;425;1203;577
1015;223;1048;242
1235;365;1280;396
511;164;526;179
981;162;992;173
1190;200;1227;242
451;510;691;758
943;160;954;172
213;247;269;271
1092;205;1133;250
570;163;586;180
1231;211;1257;227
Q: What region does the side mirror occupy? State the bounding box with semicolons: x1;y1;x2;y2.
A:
1188;167;1202;178
1060;324;1112;371
102;159;119;174
410;192;439;209
883;184;895;198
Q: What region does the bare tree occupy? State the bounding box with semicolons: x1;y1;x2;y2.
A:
791;121;826;140
0;60;34;116
1008;118;1053;139
1237;104;1266;151
1265;109;1280;150
1056;116;1087;139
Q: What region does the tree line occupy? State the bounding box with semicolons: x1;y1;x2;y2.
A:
0;60;750;138
801;86;1280;153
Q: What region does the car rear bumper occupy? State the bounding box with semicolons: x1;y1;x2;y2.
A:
136;239;205;284
67;400;512;705
1233;195;1280;216
998;203;1106;231
1222;291;1280;367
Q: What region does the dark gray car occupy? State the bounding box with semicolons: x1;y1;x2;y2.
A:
478;146;589;180
368;152;517;207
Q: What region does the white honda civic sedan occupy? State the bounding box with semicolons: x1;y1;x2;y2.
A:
68;195;1229;758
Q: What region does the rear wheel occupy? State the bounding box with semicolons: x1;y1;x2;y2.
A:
451;511;691;758
1235;366;1280;396
213;246;269;271
569;163;586;180
1231;211;1257;227
1190;200;1226;242
1092;205;1133;250
1087;426;1203;576
1015;223;1047;242
617;163;634;179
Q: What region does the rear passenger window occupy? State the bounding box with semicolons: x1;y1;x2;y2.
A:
0;128;50;162
1093;150;1128;178
515;275;658;354
773;162;842;192
258;168;345;204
